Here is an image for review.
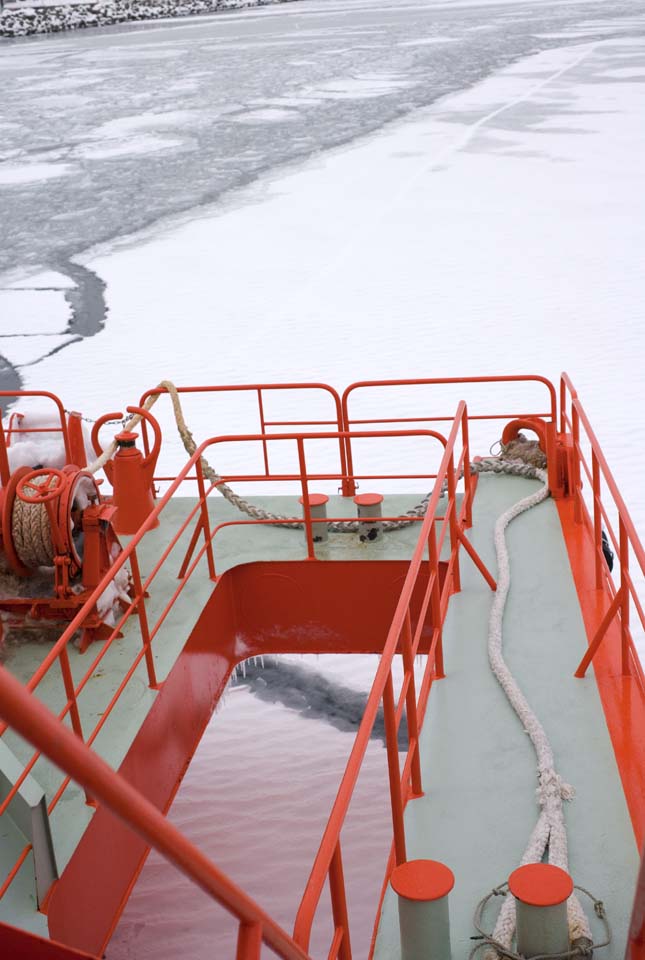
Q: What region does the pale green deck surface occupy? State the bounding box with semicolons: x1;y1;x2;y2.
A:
373;475;639;959
1;481;639;954
0;493;424;935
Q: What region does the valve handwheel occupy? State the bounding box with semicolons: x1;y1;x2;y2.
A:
17;468;67;504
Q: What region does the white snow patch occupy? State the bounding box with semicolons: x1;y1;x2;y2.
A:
2;410;69;472
76;135;186;160
232;107;298;124
7;270;76;290
0;162;77;186
36;93;91;109
0;334;77;368
399;36;458;47
304;75;414;100
71;46;188;63
0;290;71;333
601;68;645;79
88;111;200;139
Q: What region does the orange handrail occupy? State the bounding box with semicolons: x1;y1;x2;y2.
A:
137;381;346;487
560;372;645;680
341;375;559;496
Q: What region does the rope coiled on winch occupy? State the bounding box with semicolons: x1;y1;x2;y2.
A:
11;475;56;569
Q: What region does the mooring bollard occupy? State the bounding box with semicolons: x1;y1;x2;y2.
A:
390;859;454;960
299;493;329;543
353;492;384;542
509;863;573;957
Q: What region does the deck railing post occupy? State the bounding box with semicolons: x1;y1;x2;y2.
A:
296;438;316;559
329;842;352;960
59;646;95;805
59;646;84;743
257;389;270;477
428;526;445;679
446;454;461;594
592;453;603;590
461;407;473;528
195;457;217;581
572;405;583;524
236;921;263;960
383;670;407;866
402;611;423;797
620;518;631;675
129;546;159;689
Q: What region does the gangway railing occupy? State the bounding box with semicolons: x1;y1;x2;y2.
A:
0;421;465;923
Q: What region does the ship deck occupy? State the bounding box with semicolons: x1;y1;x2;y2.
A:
373;473;638;959
0;474;640;956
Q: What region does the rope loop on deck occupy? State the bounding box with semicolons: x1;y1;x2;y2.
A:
472;883;610;960
479;464;597;957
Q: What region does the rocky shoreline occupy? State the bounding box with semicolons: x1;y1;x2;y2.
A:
0;0;293;38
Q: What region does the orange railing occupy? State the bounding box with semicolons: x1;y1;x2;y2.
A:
560;373;645;682
292;402;496;957
137;382;346;488
0;421;465;926
560;373;645;960
341;375;559;496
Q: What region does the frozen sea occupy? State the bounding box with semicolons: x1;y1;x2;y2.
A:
1;0;645;957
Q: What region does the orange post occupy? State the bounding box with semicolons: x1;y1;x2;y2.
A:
195;458;216;582
129;546;159;689
383;670;407;866
401;611;423;798
428;526;445;680
67;411;87;468
329;843;352;960
620;519;631;675
592;452;603;590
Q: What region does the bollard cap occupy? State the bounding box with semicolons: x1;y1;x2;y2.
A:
353;493;384;507
390;859;455;902
509;864;573;907
299;493;329;506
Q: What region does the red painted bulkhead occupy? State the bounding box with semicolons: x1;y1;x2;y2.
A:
44;559;445;957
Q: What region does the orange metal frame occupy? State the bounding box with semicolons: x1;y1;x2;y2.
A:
2;374;645;960
137;382;347;488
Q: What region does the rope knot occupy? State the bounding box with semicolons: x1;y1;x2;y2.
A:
536;769;575;805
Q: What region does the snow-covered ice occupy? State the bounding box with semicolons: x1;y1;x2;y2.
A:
0;290;71;333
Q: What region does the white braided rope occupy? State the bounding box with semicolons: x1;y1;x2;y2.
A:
484;469;591;957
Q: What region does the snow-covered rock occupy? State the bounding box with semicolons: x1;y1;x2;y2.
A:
0;0;295;38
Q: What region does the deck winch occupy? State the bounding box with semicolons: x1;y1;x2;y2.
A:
0;407;132;652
